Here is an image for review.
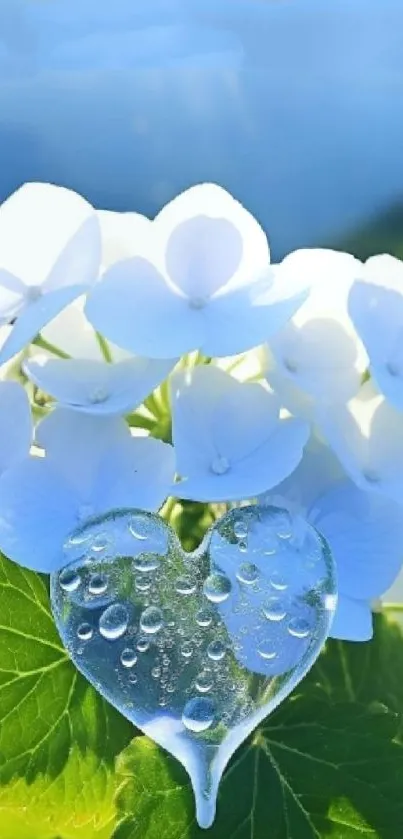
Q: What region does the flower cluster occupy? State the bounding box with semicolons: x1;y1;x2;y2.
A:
0;181;401;642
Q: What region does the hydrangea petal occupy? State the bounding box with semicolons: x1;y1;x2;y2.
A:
155;183;270;289
310;480;403;600
0;456;78;572
0;381;32;473
0;285;93;364
41;297;103;360
0;183;97;285
95;436;175;513
85;257;203;358
329;595;373;642
0;269;25;322
98;209;151;270
36;408;130;496
24;355;175;416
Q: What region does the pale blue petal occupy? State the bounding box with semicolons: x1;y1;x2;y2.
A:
261;436;345;513
202;267;309;356
329;595;373;642
0;456;77;572
36;408;130;496
95;436;176;513
85;257;204;358
44;214;101;293
166;215;243;299
0;381;32;473
0;269;25;322
0;285;91;364
24;355;175;416
310;480;403;600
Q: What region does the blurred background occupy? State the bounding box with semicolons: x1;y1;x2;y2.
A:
1;0;403;260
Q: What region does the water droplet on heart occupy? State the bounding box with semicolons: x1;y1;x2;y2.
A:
263;597;287;622
195;670;213;693
135;576;152;592
152;666;161;679
276;513;293;540
288;618;310;639
196;609;213;628
203;573;231;603
207;640;226;661
257;641;277;661
175;576;197;595
181;641;193;659
99;604;129;640
236;562;259;585
92;533;109;552
120;648;138;668
128;672;138;684
59;568;81;592
136;636;149;653
234;520;248;539
77;622;93;641
133;554;161;573
270;573;288;591
140;606;164;634
129;516;149;540
182;697;215;732
88;574;108;595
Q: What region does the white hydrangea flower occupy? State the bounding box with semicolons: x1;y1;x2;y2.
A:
348;253;403;410
265;249;368;421
0;183;101;363
171;365;309;501
85;184;310;359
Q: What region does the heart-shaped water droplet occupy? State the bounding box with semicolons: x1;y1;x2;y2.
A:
50;505;336;829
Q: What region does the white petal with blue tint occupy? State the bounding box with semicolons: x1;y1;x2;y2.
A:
24;355;175;415
171;366;309;501
0;456;78;572
329;595;373;642
0;381;32;473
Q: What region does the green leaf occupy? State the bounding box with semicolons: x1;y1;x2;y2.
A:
0;553;135;835
113;698;403;839
113;615;403;839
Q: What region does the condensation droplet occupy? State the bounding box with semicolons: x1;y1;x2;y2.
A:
234;520;248;540
263;597;287;622
257;641;277;661
129;516;149;540
120;648;138;668
207;640;226;661
288;618;310;639
203;573;231;603
140;606;164;635
99;604;129;641
182;697;215;732
135;576;152;592
195;670;213;693
137;636;150;653
175;576;197;596
128;672;138;684
238;540;248;554
181;641;193;659
77;622;93;641
92;533;109;552
270;573;288;591
236;562;259;585
133;555;161;573
88;574;108;595
152;666;161;679
59;568;81;592
196;609;213;628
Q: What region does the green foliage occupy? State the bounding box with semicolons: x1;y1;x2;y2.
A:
1;552;403;839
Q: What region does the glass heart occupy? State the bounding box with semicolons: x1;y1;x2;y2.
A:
50;504;337;829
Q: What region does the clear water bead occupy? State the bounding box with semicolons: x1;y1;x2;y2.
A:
120;648;138;668
182;697;215;732
288;618;310;639
140;606;164;635
196;609;213;628
175;576;197;595
59;568;81;592
257;641;277;661
195;670;213;693
203;573;231;603
99;604;129;641
236;562;259;585
207;640;226;662
234;520;248;540
263;597;287;622
77;622;93;641
88;574;108;595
